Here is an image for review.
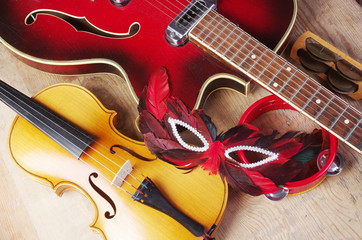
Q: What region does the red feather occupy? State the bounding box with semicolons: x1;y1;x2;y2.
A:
200;141;225;174
269;139;302;160
221;161;278;196
252;161;306;186
146;67;170;120
138;110;170;139
137;68;323;196
166;97;198;128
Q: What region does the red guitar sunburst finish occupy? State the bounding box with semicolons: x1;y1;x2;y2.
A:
0;0;296;108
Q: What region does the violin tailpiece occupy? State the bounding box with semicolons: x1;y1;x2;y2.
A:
132;177;205;237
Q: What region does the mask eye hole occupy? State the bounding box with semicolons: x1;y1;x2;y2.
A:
168;117;209;152
175;125;204;147
225;146;279;168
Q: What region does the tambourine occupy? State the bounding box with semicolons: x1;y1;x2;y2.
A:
238;95;342;200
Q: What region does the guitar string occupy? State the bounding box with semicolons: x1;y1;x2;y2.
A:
142;0;176;19
142;1;361;137
1;79;354;195
205;13;362;132
142;0;361;123
1;88;150;196
210;36;362;139
4;3;359;194
206;15;360;122
17;3;357;187
126;0;361;150
23;1;355;155
2;2;358;206
141;1;361;144
177;1;362;126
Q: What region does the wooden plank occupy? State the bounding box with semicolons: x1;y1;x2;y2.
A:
0;0;361;239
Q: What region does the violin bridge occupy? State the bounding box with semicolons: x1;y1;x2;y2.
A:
111;160;133;188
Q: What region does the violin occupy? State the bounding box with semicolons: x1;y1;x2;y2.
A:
0;79;227;239
0;0;296;108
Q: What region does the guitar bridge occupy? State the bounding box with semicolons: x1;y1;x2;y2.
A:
165;0;217;46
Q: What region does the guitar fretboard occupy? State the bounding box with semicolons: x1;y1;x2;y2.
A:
189;10;361;154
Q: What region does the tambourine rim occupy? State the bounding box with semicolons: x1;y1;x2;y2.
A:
238;95;338;192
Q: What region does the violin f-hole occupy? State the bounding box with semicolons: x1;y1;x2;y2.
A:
89;172;117;219
110;144;156;161
25;9;140;39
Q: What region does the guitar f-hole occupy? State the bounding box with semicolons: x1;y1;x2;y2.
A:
25;9;140;39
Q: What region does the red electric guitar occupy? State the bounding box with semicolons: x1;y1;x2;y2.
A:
0;0;360;153
0;0;296;109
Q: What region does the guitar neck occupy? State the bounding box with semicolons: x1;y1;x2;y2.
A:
189;10;361;154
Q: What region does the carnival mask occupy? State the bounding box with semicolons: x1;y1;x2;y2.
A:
137;67;322;196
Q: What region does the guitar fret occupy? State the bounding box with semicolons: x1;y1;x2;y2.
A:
222;24;242;52
206;19;224;47
346;119;361;141
330;104;349;130
196;13;217;38
211;22;230;49
216;26;234;52
248;45;267;73
257;54;277;79
238;42;260;67
289;77;308;101
315;95;335;121
230;37;250;63
301;85;322;110
222;29;241;58
189;10;362;153
205;22;223;46
277;69;296;94
267;61;287;86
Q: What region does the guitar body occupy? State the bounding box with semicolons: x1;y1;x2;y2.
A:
0;0;296;108
7;83;228;239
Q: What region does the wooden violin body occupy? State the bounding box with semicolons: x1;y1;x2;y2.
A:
0;0;296;108
6;83;227;239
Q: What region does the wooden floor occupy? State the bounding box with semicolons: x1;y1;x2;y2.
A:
0;0;361;239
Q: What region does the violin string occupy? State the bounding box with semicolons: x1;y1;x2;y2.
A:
26;0;362;157
1;89;148;196
142;1;361;135
78;151;138;196
4;1;358;182
3;2;358;205
3;3;360;193
85;140;148;183
7;4;358;202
